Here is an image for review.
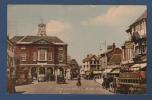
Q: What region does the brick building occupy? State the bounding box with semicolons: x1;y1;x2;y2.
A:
10;23;68;84
7;38;16;93
99;43;122;77
99;43;122;69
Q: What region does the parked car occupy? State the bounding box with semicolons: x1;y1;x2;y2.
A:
57;75;66;84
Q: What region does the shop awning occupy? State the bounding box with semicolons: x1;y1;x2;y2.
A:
103;69;112;73
93;71;102;74
130;63;147;70
110;69;120;74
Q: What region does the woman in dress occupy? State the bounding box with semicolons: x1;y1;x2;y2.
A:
76;75;81;88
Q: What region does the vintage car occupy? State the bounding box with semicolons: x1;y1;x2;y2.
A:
57;75;66;84
117;71;146;94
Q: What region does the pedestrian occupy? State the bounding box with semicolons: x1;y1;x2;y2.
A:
76;75;81;88
129;86;134;94
113;79;117;93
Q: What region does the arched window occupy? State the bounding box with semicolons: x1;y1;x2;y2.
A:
39;67;45;74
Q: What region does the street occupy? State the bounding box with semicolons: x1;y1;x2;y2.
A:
15;79;113;94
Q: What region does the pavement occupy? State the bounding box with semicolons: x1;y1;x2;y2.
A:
15;79;113;94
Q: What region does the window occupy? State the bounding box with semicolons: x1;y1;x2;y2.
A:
58;48;64;63
58;47;63;50
48;52;53;61
39;67;45;74
33;52;37;61
94;61;96;64
20;52;26;61
135;24;140;31
21;47;26;50
38;49;47;61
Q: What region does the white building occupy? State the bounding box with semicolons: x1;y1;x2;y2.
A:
122;10;147;71
81;54;101;78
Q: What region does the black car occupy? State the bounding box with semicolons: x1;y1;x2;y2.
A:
57;75;66;84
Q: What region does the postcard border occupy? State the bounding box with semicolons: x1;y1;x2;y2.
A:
0;0;152;99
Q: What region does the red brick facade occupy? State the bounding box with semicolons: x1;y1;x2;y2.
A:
11;36;68;84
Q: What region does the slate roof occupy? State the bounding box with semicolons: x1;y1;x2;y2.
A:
10;36;65;44
11;36;24;43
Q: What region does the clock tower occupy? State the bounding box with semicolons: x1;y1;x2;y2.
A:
37;20;47;36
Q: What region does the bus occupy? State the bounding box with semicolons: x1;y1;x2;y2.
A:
116;71;146;94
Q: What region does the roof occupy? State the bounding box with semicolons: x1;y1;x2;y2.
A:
110;68;120;74
69;59;79;66
108;54;122;65
103;68;112;73
100;49;113;57
10;35;66;45
83;54;98;62
100;48;122;57
131;10;147;26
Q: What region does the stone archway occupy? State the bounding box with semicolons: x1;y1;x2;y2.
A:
31;67;37;80
46;67;54;81
37;67;45;82
39;67;45;75
59;67;64;76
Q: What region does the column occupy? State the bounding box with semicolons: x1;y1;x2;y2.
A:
28;67;32;78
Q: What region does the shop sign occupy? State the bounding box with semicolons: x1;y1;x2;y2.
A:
125;42;134;49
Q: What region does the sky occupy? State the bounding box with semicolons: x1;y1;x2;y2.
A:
8;5;146;65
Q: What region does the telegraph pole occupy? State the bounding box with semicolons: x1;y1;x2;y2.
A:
103;40;107;69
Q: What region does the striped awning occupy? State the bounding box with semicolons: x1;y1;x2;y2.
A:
130;63;147;71
110;69;120;74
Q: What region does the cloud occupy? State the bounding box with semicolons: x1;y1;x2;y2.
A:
46;20;72;34
82;6;146;27
44;20;73;40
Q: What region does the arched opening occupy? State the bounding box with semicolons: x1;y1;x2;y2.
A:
38;67;45;82
39;67;45;75
59;67;64;76
31;67;37;80
57;67;66;83
46;67;55;81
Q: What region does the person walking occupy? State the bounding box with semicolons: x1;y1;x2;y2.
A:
76;75;81;88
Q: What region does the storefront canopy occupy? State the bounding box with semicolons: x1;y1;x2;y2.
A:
103;69;112;73
93;71;102;74
110;69;120;74
130;63;147;71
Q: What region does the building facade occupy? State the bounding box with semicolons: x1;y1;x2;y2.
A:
81;54;101;79
66;59;80;80
10;23;68;84
99;43;122;77
7;38;16;93
121;41;134;69
122;10;147;71
99;43;122;69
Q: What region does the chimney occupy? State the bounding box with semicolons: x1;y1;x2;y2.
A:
113;43;116;49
